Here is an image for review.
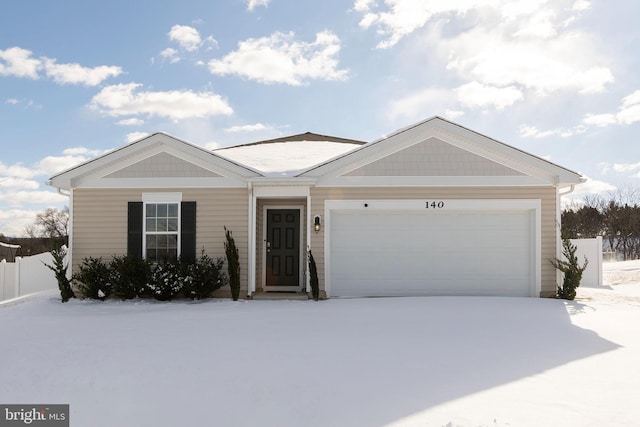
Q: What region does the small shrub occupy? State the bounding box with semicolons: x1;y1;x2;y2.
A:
73;257;111;300
185;250;227;300
307;249;319;301
44;246;75;303
111;255;151;300
224;227;241;301
550;238;589;300
146;258;189;301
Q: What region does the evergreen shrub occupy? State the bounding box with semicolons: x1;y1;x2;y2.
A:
111;255;151;300
74;257;111;300
44;245;76;302
224;227;241;301
551;238;589;300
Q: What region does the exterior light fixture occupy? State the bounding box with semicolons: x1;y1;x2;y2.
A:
314;215;321;233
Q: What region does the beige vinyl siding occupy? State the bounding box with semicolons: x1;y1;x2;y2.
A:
72;187;249;295
255;198;307;292
309;186;558;297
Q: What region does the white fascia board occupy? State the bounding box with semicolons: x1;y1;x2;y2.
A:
315;175;554;187
71;177;248;189
142;192;183;203
248;177;317;186
253;185;310;198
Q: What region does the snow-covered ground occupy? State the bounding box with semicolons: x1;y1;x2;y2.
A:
1;262;640;427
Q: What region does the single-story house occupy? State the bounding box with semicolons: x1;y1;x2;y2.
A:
48;116;584;298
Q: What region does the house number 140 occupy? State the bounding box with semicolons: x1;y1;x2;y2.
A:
426;201;445;209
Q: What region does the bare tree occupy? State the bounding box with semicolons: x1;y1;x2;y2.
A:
25;207;69;247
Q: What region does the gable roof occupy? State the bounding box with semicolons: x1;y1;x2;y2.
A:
299;116;584;187
47;118;584;190
48;132;262;189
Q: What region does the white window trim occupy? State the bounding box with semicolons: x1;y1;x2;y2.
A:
142;193;183;261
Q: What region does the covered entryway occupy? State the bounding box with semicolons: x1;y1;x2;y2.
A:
325;199;541;297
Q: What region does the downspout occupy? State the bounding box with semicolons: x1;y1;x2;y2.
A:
47;181;73;280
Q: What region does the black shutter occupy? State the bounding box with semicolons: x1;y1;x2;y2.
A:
127;202;143;258
181;201;196;263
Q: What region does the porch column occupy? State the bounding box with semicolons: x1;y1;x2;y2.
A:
247;183;256;297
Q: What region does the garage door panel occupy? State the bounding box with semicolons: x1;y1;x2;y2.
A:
329;209;534;297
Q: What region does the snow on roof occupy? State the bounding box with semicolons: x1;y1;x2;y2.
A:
215;137;363;177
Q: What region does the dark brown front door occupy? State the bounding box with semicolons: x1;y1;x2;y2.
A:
266;209;300;288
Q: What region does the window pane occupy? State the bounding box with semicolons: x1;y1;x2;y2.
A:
157;204;167;217
158;218;168;232
146;218;156;232
168;218;178;231
146;235;157;249
168;204;178;217
146;204;156;218
168;234;178;248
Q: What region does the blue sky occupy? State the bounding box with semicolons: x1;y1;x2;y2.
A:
0;0;638;236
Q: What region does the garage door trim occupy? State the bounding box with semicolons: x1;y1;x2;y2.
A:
324;199;541;297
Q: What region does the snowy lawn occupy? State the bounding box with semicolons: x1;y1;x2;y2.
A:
1;263;640;427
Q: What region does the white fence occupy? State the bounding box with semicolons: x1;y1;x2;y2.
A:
570;237;603;287
0;251;62;301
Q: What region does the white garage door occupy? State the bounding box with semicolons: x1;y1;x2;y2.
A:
328;204;537;297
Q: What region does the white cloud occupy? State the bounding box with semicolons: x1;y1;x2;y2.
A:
0;46;121;86
0;47;40;79
116;118;144;126
89;83;233;120
224;123;270;133
613;162;640;173
159;48;181;63
38;155;92;176
443;109;465;120
571;176;616;195
0;209;41;237
519;123;587;139
42;58;122;86
353;0;375;12
126;132;150;143
6;98;18;105
388;87;453;121
583;113;617;127
582;89;640;128
61;147;110;157
0;177;39;190
0;190;68;207
168;25;203;52
208;31;348;85
355;1;613;96
572;0;591;11
455;81;523;110
247;0;269;11
0;162;41;179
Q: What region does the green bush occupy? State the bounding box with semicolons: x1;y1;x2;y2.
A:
185;250;227;300
73;257;111;300
72;251;228;302
146;258;190;301
44;246;75;303
224;227;241;301
111;255;151;300
551;238;589;300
